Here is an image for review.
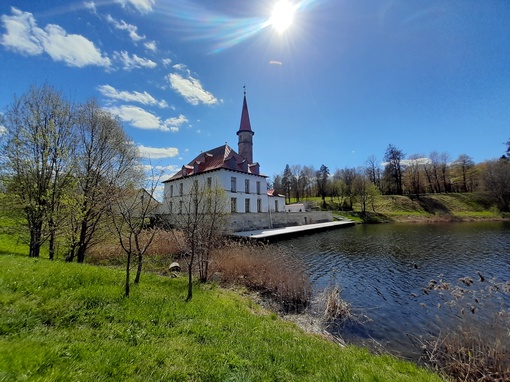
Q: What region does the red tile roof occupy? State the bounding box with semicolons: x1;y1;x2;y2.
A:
163;144;264;182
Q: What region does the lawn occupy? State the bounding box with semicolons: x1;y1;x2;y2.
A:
0;255;444;381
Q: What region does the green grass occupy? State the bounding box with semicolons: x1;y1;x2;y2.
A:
298;192;504;223
0;255;443;381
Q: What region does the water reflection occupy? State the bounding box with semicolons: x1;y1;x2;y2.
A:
279;221;510;360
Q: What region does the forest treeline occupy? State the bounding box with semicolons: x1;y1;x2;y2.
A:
271;143;510;213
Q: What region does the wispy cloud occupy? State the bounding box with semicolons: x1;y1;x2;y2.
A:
84;2;97;14
137;145;179;159
98;84;167;108
167;64;219;106
0;7;110;68
113;50;156;70
106;14;145;42
107;105;187;132
114;0;155;14
144;40;157;52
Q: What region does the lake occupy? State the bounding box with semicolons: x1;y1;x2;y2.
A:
278;221;510;360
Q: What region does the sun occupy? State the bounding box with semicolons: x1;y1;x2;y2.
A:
269;1;296;33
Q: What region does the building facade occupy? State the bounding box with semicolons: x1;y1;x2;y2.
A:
162;92;285;217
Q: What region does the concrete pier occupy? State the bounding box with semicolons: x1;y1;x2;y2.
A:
231;220;355;241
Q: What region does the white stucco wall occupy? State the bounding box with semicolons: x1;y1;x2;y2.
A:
162;169;283;214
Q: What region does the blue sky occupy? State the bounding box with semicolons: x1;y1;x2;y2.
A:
1;0;509;187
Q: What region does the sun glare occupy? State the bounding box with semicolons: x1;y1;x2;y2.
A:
270;1;296;33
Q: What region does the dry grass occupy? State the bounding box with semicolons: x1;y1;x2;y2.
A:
87;229;183;272
208;242;312;313
420;275;510;381
422;317;510;382
86;231;311;312
322;285;353;323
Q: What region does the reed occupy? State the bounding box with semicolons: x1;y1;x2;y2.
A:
209;242;312;313
420;274;510;381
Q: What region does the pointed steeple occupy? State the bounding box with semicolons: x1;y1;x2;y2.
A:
236;86;254;163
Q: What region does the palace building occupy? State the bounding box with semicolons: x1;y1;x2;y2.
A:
162;91;285;221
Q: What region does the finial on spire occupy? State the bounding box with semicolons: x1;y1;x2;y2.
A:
243;84;246;96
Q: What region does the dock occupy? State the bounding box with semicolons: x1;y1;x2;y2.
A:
231;220;355;241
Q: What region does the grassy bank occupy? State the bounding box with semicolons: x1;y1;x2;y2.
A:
297;193;507;223
0;255;443;381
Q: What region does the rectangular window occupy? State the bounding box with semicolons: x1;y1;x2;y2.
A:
179;183;183;196
170;185;173;197
193;179;198;192
245;179;250;194
245;198;250;213
275;200;279;212
169;201;173;213
256;181;261;195
179;200;183;214
231;198;237;213
231;177;237;192
257;199;262;213
207;177;212;189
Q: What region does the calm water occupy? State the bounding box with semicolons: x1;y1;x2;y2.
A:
279;221;510;360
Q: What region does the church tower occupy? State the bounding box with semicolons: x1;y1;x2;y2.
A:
236;88;254;164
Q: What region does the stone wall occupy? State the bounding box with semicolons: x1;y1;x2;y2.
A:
227;211;334;232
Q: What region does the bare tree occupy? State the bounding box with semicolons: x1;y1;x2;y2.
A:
452;154;475;192
404;155;426;197
68;100;140;263
2;84;75;258
168;179;228;301
290;164;303;202
365;155;381;191
109;180;161;297
301;166;316;199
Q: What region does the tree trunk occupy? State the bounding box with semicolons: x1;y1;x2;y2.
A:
125;252;131;297
76;219;88;263
48;219;56;260
134;252;143;284
29;222;43;258
186;262;193;302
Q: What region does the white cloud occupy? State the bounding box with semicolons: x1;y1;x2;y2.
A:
0;8;43;55
114;0;155;14
107;105;186;132
106;14;145;42
144;40;157;52
162;58;172;67
84;2;97;14
113;50;156;70
155;164;180;174
0;125;7;136
107;105;164;130
0;7;110;68
137;145;179;159
401;158;431;167
98;84;168;108
167;65;218;106
164;114;188;131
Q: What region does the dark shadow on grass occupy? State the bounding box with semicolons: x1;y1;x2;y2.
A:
410;195;450;215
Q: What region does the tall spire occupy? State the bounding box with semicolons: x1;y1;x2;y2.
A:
237;86;253;134
237;86;254;163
